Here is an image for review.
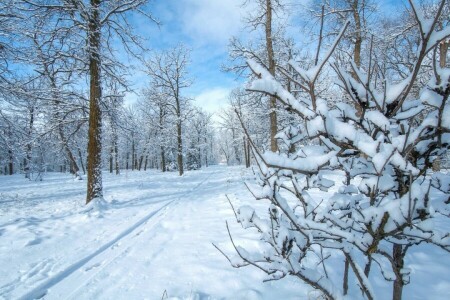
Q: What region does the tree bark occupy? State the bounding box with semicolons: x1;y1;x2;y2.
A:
114;142;119;175
392;243;404;300
439;40;448;68
343;258;349;295
177;122;184;175
78;147;86;174
86;0;103;204
352;0;362;68
109;146;113;173
131;136;135;171
8;149;13;175
24;107;34;179
266;0;278;152
161;147;166;172
144;155;148;171
175;84;184;175
205;136;209;167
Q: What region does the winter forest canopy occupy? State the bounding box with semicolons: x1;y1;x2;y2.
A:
0;0;449;299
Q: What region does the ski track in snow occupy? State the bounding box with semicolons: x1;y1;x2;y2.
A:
14;168;220;300
1;166;449;300
17;200;173;300
0;170;219;300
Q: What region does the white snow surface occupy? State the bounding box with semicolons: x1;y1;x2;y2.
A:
0;166;449;299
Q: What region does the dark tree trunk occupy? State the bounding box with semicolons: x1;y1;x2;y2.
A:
64;143;80;176
343;258;350;295
138;154;144;171
343;170;352;295
8;149;13;175
86;0;103;204
243;136;249;168
393;244;404;300
144;155;148;171
246;138;251;168
109;146;113;173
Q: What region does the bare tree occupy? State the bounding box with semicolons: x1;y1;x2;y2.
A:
14;0;157;203
145;45;193;176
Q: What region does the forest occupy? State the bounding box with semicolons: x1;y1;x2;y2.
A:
0;0;449;299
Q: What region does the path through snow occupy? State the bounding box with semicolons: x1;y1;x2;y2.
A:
0;166;449;299
0;166;307;299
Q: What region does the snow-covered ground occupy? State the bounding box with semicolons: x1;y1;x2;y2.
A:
0;166;449;299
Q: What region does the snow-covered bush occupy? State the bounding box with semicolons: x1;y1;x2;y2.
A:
222;1;450;299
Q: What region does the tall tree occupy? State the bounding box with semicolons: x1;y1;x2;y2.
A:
227;0;288;152
145;45;193;176
14;0;157;203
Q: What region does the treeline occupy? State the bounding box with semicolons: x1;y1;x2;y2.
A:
0;2;219;184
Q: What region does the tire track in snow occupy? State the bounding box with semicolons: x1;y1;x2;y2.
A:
17;168;220;300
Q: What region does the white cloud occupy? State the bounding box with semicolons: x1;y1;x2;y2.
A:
194;87;231;116
179;0;243;45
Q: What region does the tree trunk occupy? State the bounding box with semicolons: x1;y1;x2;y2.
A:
343;170;352;295
86;0;103;204
392;243;404;300
144;155;148;171
352;3;362;68
8;149;13;175
433;41;448;171
351;0;363;117
243;136;248;167
198;136;202;168
232;128;241;164
114;143;119;175
131;137;135;171
63;142;80;177
343;258;350;295
78;147;86;174
111;125;119;175
161;147;166;172
177;121;184;175
205;136;209;167
24;107;34;179
109;146;113;173
439;40;448;68
246;138;251;168
266;0;278;152
138;154;145;171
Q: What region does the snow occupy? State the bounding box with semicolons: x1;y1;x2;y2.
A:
0;166;449;299
0;166;310;299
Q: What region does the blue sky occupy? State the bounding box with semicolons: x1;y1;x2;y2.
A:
125;0;247;116
125;0;406;116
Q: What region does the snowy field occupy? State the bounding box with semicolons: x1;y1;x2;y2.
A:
0;165;449;299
